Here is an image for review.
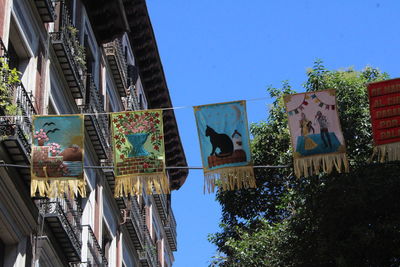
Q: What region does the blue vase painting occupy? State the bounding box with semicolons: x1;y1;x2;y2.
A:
126;133;150;157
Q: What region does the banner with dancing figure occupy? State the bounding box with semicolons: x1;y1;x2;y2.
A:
111;110;167;197
31;115;85;198
194;100;256;193
284;90;349;177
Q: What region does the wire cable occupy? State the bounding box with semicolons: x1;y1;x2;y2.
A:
0;163;290;169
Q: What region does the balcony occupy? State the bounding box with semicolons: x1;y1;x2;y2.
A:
34;0;56;23
50;2;85;99
0;39;36;188
103;38;128;97
100;156;126;210
82;75;109;159
84;225;108;267
139;226;160;267
101;158;116;194
38;198;82;263
164;210;177;251
126;86;141;111
123;197;144;250
152;193;168;222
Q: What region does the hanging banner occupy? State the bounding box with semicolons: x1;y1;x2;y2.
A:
284;90;349;178
111;110;167;197
194;100;256;193
368;78;400;162
31;115;85;198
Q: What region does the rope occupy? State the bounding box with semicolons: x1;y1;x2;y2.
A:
0;163;290;169
0;96;271;118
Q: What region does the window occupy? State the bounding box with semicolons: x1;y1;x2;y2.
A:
102;221;112;262
0;238;4;267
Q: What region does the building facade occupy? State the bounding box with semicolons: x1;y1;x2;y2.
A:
0;0;188;266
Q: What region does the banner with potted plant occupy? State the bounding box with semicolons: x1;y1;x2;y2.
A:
111;110;167;197
31;115;85;198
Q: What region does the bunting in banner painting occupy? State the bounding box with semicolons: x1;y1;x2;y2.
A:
194;100;256;193
284;90;349;178
368;78;400;162
31;115;85;198
111;110;168;197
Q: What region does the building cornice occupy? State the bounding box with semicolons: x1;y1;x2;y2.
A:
83;0;188;190
123;0;188;190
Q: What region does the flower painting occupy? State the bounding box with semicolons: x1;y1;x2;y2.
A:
111;110;167;197
112;111;163;159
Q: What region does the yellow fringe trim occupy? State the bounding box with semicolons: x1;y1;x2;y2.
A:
114;173;169;197
204;165;256;194
370;142;400;163
31;178;86;198
294;153;349;178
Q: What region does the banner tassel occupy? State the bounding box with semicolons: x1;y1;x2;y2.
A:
31;178;86;198
203;165;256;193
294;153;349;178
370;142;400;163
114;174;170;197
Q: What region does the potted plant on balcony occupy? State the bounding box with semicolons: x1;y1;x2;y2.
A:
0;58;20;115
65;25;86;75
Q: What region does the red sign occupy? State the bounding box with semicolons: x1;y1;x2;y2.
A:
368;78;400;145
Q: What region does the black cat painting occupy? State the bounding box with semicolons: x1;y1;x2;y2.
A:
205;125;234;157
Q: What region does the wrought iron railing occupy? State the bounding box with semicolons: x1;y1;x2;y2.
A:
39;198;82;253
165;208;177;235
44;0;57;20
139;235;158;267
0;39;37;154
124;196;145;247
103;38;128;89
0;38;8;58
127;86;141;110
84;225;108;267
164;207;177;251
140;213;160;267
50;1;85;96
34;0;57;22
82;75;110;152
153;192;168;221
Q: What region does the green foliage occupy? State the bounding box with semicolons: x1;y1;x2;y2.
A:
279;163;400;267
65;25;86;72
209;60;399;266
209;220;286;267
0;58;20;115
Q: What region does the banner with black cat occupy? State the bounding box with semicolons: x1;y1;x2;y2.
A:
31;115;86;198
284;90;349;178
111;110;168;197
194;100;256;193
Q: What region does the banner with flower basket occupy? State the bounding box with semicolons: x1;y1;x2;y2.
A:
111;110;167;197
31;115;85;198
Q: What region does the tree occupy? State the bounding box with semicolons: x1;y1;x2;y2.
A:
209;60;400;266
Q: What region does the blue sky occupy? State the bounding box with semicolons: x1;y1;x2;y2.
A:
147;1;400;266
